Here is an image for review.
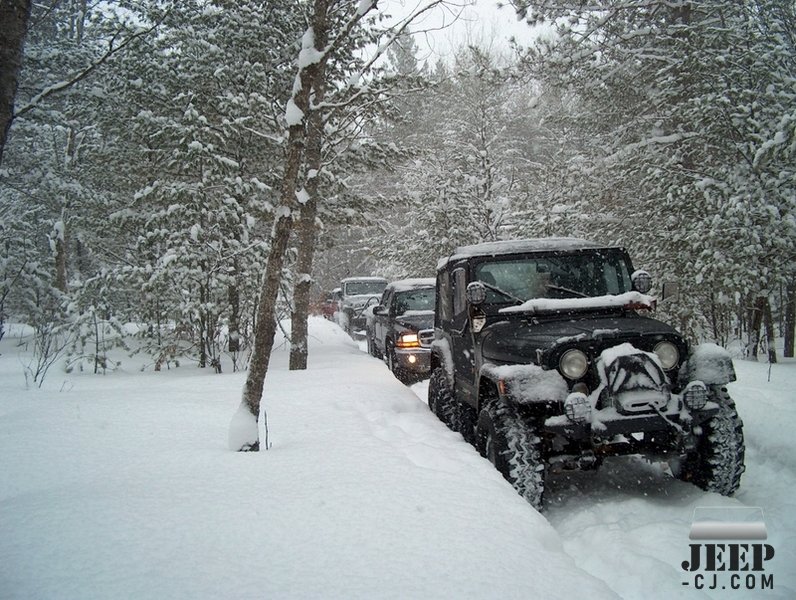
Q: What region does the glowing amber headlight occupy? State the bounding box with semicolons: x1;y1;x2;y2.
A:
396;333;420;348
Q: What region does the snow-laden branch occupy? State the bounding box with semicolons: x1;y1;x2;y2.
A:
607;131;700;161
14;16;165;120
312;1;462;113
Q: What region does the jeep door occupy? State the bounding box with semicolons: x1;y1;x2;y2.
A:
450;266;477;407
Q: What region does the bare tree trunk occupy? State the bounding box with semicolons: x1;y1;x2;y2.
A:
54;228;68;293
198;282;207;368
763;295;777;364
746;294;765;361
228;268;240;354
785;281;795;358
289;58;327;371
235;0;330;451
0;0;32;166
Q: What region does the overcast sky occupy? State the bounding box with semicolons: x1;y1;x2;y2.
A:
383;0;535;63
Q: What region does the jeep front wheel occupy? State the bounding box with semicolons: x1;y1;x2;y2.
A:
477;401;546;510
428;367;456;425
672;387;745;496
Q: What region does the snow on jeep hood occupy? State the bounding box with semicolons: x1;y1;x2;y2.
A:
499;291;655;315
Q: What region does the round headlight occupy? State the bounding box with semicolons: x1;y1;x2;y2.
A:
559;349;589;379
654;341;679;370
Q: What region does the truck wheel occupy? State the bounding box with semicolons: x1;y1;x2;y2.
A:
477;400;546;510
367;331;381;358
672;387;745;496
387;342;411;385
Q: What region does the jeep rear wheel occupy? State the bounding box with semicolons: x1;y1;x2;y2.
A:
477;401;546;510
672;387;745;496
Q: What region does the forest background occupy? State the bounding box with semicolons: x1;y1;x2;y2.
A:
0;0;793;393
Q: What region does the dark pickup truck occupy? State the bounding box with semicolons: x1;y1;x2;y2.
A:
367;278;436;384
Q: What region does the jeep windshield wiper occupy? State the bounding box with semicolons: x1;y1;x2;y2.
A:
481;283;524;305
546;284;589;298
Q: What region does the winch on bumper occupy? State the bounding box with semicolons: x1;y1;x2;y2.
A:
544;400;719;439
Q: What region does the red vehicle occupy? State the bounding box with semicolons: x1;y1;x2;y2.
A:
320;288;341;320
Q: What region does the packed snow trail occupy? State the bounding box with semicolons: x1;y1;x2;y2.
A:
0;318;615;600
408;341;796;600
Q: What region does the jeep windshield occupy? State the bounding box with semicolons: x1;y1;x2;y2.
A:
344;281;386;296
474;249;633;308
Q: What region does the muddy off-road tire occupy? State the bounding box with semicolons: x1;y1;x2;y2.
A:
477;400;546;510
673;386;745;496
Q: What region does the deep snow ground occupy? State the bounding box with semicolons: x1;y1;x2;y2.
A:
1;317;794;599
407;347;795;599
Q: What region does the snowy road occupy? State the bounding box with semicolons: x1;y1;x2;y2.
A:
1;317;793;599
405;343;796;599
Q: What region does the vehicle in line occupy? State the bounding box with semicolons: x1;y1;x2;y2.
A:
320;288;341;321
367;278;435;384
337;276;387;337
428;237;745;510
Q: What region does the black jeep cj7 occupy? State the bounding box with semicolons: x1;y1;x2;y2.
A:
428;238;745;510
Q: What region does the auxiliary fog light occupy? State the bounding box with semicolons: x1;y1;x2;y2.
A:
564;392;591;424
408;355;417;364
683;380;708;410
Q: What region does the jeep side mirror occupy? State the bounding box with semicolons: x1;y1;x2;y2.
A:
373;305;388;316
631;270;653;294
466;281;487;305
661;281;680;302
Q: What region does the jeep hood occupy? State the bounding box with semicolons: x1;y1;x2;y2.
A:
481;315;681;365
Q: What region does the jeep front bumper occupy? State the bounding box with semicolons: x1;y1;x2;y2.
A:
544;404;719;440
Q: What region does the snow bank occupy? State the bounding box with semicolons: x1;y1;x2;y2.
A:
0;318;614;600
227;400;259;451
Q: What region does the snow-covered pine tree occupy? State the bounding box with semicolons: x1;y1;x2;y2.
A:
365;45;530;276
108;0;304;370
1;0;157;381
510;0;796;345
